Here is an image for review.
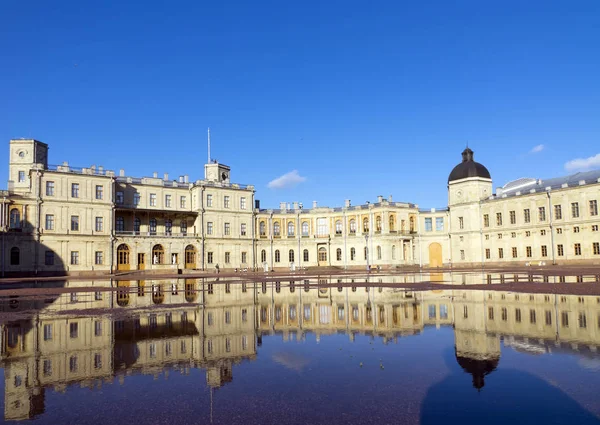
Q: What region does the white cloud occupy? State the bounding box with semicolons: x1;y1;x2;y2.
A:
530;144;545;154
564;153;600;172
267;170;307;189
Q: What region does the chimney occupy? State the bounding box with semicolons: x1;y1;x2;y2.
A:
98;166;104;174
344;199;351;208
388;195;393;202
153;171;158;178
255;200;261;209
280;202;287;211
377;195;383;203
312;201;317;209
293;202;299;210
119;169;125;177
184;175;189;183
298;202;303;209
164;173;169;181
179;176;184;183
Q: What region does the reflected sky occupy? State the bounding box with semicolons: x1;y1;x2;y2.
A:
0;273;599;424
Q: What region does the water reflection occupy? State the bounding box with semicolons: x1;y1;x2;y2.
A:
0;273;599;422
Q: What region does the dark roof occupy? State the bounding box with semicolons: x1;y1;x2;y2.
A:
448;148;491;182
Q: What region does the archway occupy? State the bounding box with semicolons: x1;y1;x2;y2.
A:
117;244;130;271
152;244;164;265
185;245;196;269
429;243;443;268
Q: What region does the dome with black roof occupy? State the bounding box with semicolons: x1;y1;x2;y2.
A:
448;148;491;182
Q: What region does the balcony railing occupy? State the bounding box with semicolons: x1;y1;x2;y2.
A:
115;231;198;238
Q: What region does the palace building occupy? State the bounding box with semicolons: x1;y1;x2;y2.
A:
1;138;599;275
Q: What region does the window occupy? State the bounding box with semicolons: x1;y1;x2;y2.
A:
545;311;552;326
116;216;125;232
363;217;369;232
165;219;172;235
275;250;280;262
389;215;396;231
285;249;293;263
485;249;491;259
180;220;187;235
541;229;546;236
509;211;516;224
260;249;266;263
541;245;548;257
70;322;78;338
526;246;532;258
259;221;266;236
512;247;518;258
377;246;382;260
511;232;516;238
223;222;230;236
44;324;53;341
274;222;281;236
436;217;444;231
69;356;78;372
240;197;246;210
95;217;103;232
483;214;489;227
95;251;103;265
591;242;599;255
10;247;19;265
150;193;156;206
165;194;171;207
18;170;25;182
496;213;502;226
70;251;79;265
45;251;54;265
46;181;54;196
392;245;396;260
561;312;569;328
224;196;230;208
133;192;140;205
303;249;309;262
579;313;587;329
317;218;328;236
554;204;562;220
96;185;104;200
501;307;508;321
207;252;213;264
206;194;213;207
225;252;230;263
350;247;356;260
459;216;464;229
9;208;20;229
289;221;295;236
498;248;504;259
572;202;579;218
149;218;157;235
241;223;247;236
45;214;54;230
591;200;598;216
335;220;342;235
207;222;213;235
515;308;522;323
71;216;79;231
336;248;342;261
485;234;489;240
524;209;530;223
592;225;598;232
349;220;356;234
557;244;564;256
71;183;79;198
498;233;503;240
425;218;432;232
557;228;563;234
241;251;247;263
134;217;141;233
539;207;546;222
460;250;465;260
574;226;580;233
574;243;581;256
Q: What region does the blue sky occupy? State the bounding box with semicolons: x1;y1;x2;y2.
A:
1;1;599;209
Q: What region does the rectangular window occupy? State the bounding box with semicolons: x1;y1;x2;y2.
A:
498;248;504;259
436;217;444;231
206;194;213;207
590;200;598;216
557;244;564;256
224;195;230;208
317;217;328;236
498;233;503;239
18;170;25;182
225;252;230;263
45;214;54;230
574;226;580;233
424;218;432;232
460;250;465;260
95;217;103;232
71;216;79;231
207;222;213;235
70;322;78;339
592;225;598;232
545;310;552;326
96;185;104;200
207;252;213;264
509;211;516;224
554;204;562;220
483;214;489;227
530;309;536;324
71;183;79;198
241;223;247;236
511;232;516;238
134;192;140;205
593;242;599;255
539;207;546;222
459;217;464;229
45;251;54;265
524;209;530;223
150;193;156;206
70;251;79;265
526;246;532;258
512;247;518;258
44;324;52;341
515;308;522;323
557;228;563;234
241;252;247;263
241;197;246;210
496;213;502;226
224;222;230;235
46;181;55;196
541;229;546;236
574;243;582;256
180;196;186;208
572;202;579;218
115;191;123;204
541;245;548;257
95;251;103;265
165;194;172;207
485;248;491;259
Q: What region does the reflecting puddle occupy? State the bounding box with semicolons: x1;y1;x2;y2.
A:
1;272;599;424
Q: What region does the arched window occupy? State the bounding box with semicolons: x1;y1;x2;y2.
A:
303;249;309;262
259;221;266;236
134;217;141;234
273;222;280;236
377;246;382;260
10;247;19;265
9;209;20;229
185;245;196;265
149;218;157;235
302;222;309;236
261;249;267;263
289;249;295;263
392;245;396;260
318;247;327;262
288;222;295;236
363;217;369;233
165;219;172;235
349;219;356;234
389;215;396;231
376;216;382;232
152;284;164;304
336;248;342;261
335;220;342;235
409;217;415;232
117;244;130;267
116;216;125;232
275;249;280;263
350;247;356;260
152;244;164;264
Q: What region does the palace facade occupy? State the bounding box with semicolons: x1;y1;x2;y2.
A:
1;138;599;275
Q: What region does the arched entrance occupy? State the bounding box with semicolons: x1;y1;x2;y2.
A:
318;246;328;267
117;281;130;306
185;245;196;269
117;244;130;271
429;243;443;268
152;244;164;265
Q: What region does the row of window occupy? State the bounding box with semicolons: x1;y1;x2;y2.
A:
259;217;415;237
205;194;247;210
484;225;599;240
206;251;249;264
44;214;106;232
8;249;105;266
486;306;591;329
45;181;107;200
481;242;600;260
424;217;445;232
483;201;598;227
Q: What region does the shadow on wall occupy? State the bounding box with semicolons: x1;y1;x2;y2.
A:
420;348;600;425
1;219;67;278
